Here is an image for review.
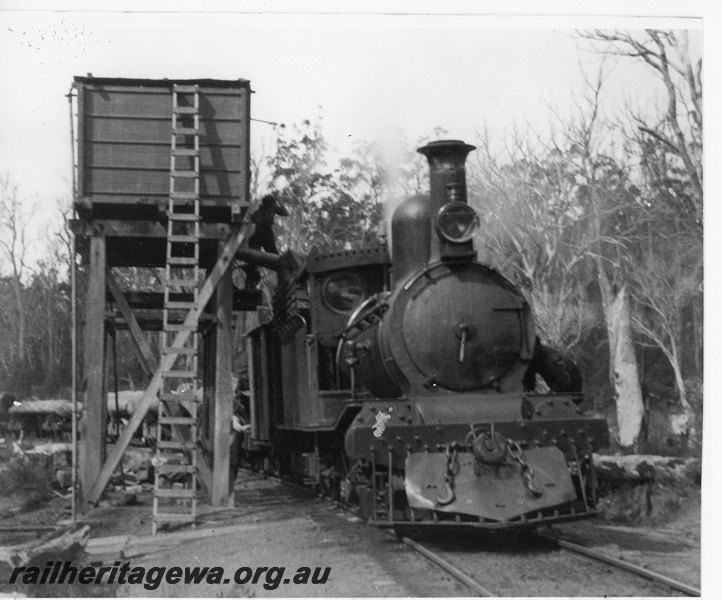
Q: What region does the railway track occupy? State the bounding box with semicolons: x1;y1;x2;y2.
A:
537;531;701;596
398;530;700;597
247;471;700;597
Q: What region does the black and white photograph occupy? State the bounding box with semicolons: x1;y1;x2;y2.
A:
0;1;713;597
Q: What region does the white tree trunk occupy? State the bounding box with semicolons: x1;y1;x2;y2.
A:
609;286;645;449
668;338;696;440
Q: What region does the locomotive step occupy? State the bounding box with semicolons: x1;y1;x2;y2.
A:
173;85;199;93
171;170;198;178
173;106;198;115
173;127;199;136
154;488;196;499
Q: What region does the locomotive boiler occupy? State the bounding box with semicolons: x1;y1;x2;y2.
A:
244;140;609;530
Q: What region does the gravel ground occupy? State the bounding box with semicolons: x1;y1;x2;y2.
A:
1;473;704;597
553;519;701;590
108;476;471;597
410;528;693;596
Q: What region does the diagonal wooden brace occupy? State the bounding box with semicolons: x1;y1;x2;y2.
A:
85;222;253;505
106;271;158;375
106;271;213;494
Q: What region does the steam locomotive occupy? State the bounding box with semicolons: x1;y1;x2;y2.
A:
243;140;609;531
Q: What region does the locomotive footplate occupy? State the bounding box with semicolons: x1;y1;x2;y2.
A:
368;509;600;531
405;447;575;522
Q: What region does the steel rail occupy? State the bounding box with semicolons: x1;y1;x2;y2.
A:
538;532;701;596
400;536;495;597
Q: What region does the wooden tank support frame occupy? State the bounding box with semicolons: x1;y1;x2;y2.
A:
76;223;254;508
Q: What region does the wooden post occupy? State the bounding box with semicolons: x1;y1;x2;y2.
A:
212;247;234;507
203;330;215;447
81;236;107;503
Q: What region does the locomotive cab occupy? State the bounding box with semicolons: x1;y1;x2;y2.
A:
245;245;391;450
307;245;391;397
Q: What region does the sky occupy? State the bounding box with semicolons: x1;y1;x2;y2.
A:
0;4;708;230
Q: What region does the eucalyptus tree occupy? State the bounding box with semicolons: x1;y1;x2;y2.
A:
578;29;702;223
469;68;648;450
0;175;33;393
579;28;703;442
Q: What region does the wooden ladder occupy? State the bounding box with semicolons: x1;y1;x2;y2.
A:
153;84;202;534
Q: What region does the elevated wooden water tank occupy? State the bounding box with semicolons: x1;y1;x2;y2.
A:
73;76;251;224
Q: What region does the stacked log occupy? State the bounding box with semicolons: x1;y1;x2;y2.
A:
0;525;90;569
593;454;701;484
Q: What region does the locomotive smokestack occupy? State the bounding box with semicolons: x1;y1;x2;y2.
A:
417;140;476;213
419;140;476;264
390;140;476;287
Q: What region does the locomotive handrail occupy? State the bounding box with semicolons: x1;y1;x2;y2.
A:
401;259;472;291
333;292;391;386
334;296;377;370
337;292;391;339
346;295;380;332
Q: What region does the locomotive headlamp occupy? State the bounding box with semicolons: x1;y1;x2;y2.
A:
436;202;479;244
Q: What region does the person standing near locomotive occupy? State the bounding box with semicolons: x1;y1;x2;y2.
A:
245;194;288;288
